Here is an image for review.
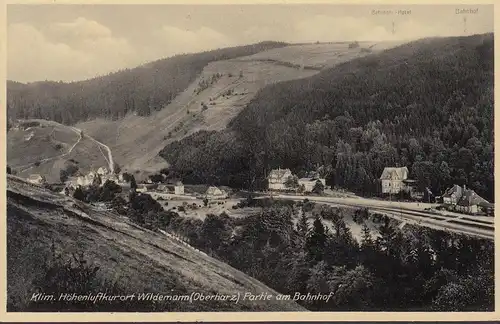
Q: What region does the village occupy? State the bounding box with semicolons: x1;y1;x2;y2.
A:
24;162;494;218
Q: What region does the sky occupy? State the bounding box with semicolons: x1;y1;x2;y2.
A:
7;4;494;83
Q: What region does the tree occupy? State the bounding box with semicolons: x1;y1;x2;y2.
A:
73;187;85;201
93;174;102;187
284;175;299;189
376;217;399;256
296;212;310;248
329;265;376;310
312;180;325;195
203;198;209;207
360;222;373;248
148;173;164;183
59;169;69;183
130;175;137;190
99;180;122;201
113;162;121;175
198;214;232;252
7;165;12;175
306;216;327;263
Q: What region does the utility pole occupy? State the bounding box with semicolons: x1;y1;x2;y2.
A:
463;16;467;34
392;21;396;35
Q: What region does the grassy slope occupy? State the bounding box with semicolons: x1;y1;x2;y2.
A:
76;41;403;177
6;175;306;312
7;120;108;183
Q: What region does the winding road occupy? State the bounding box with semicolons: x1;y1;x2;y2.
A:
16;119;114;174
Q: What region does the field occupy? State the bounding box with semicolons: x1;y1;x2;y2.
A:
7;121;110;183
7;125;78;166
76;41;405;176
236;41;407;69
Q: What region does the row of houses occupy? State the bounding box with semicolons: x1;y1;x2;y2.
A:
379;166;493;215
267;167;326;192
440;184;493;214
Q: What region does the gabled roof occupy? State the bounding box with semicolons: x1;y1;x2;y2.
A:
175;181;184;186
442;184;463;198
206;186;226;196
379;167;408;180
457;189;490;207
268;168;292;180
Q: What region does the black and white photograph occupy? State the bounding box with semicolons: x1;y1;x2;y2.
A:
4;2;496;316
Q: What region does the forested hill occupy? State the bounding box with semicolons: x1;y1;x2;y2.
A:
160;33;494;202
6;41;288;125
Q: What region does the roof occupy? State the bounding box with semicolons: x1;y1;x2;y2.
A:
28;174;44;180
379;167;408;180
442;184;464;198
175;181;184;186
457;189;490;207
298;178;321;183
268;168;292;180
206;186;224;195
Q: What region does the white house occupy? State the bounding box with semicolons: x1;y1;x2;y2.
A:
97;167;109;176
206;186;227;199
442;184;464;205
268;168;293;191
174;181;185;195
27;174;46;185
117;173;125;183
77;171;97;187
298;177;326;193
380;167;410;194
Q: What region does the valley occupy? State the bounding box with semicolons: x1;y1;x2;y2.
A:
5;32;495;313
74;41;404;176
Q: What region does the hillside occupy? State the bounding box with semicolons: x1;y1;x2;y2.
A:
72;41;402;175
6;175;306;312
159;33;494;201
7;119;110;183
6;41;288;124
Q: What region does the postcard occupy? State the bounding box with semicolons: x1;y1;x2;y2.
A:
1;1;497;322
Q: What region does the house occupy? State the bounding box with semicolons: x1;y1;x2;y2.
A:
157;184;170;193
27;174;46;185
206;186;227;199
136;185;147;193
268;168;293;191
298;177;326;193
77;171;96;187
456;189;490;214
97;167;109;176
117;173;125;183
174;181;184;195
442;184;464;205
380;167;410;194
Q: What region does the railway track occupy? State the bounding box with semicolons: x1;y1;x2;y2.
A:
259;194;494;240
